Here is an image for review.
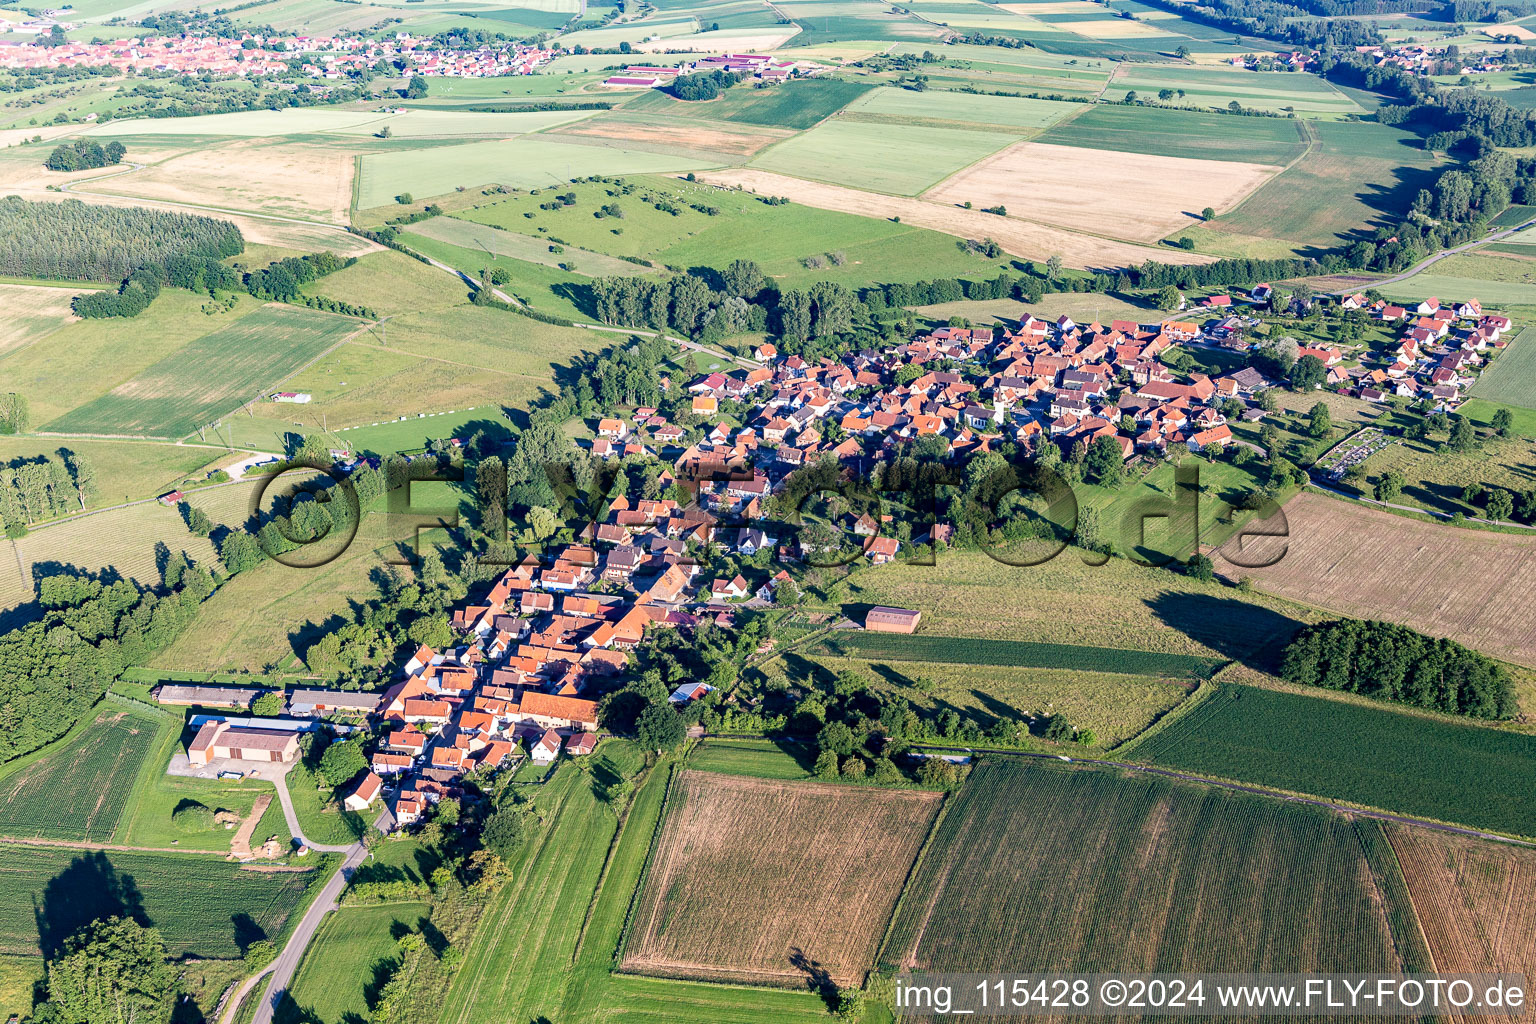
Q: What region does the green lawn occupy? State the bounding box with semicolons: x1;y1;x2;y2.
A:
287;902;431;1024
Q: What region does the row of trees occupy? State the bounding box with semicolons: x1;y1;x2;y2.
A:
75;246;357;319
1281;618;1516;720
0;450;95;536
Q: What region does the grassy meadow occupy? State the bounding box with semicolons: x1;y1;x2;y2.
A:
45;305;363;439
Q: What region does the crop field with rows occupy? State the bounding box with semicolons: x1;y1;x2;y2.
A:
0;703;163;842
1128;685;1536;836
622;771;941;987
883;761;1405;978
0;844;320;958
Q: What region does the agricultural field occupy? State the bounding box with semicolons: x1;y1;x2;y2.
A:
85;138;360;224
549;112;793;161
750;119;1020;196
298;247;473;319
1128;684;1536;836
1387;824;1536;1022
45;305;365;439
1035;104;1310;165
0;843;321;958
356;135;725;208
622;770;941;986
699;167;1210;269
812;631;1221;675
0;290;266;429
923;140;1281;243
287;902;432;1024
814;548;1308;665
1470;325;1536;411
840;88;1080;130
0;702;161;842
1212;120;1442;252
687;737;815;780
1240;493;1536;669
884;761;1406;976
0;283;77;356
1108;64;1368;116
2;500;220;626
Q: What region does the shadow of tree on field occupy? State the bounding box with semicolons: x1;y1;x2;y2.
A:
789;947;839;1010
34;851;148;959
1145;592;1303;672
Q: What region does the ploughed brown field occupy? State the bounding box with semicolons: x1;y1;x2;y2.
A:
1236;493;1536;668
621;770;941;987
1387;824;1536;1024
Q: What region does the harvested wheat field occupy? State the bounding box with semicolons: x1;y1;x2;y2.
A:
697;169;1212;270
553;115;792;159
92;139;356;223
924;141;1280;243
1388;825;1536;1024
622;771;942;987
1238;493;1536;668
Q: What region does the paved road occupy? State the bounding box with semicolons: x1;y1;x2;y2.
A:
250;842;370;1024
1330;216;1536;294
268;768;362;854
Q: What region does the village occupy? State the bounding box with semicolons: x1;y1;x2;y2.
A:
134;284;1514;849
0;25;556;79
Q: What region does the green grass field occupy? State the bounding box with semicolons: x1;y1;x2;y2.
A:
287;902;431;1024
1215;120;1442;250
407;216;658;277
0;702;162;842
1109;65;1366;115
687;738;813;780
0;291;266;428
356;136;724;208
44;305;362;439
0;843;322;957
1127;684;1536;836
0;437;219;513
842;87;1081;129
817;550;1308;665
814;632;1221;675
750;119;1018;196
453;175;1016;288
1035;104;1310;164
883;760;1408;976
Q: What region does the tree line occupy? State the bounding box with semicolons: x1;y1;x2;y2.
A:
1281;618;1515;720
0;450;95;536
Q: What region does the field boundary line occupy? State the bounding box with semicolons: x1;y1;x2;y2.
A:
610;762;679;971
0;835;234;856
1359;820;1437;974
1110;676;1219;755
906;741;1536;848
569;758;661;965
869;789;951;978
